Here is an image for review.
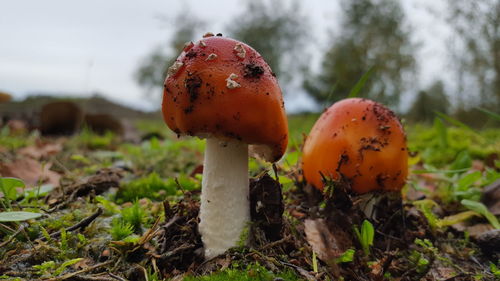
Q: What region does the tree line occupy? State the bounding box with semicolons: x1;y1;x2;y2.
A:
135;0;500;125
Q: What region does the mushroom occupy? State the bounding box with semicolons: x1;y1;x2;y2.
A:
0;92;12;103
162;35;288;259
302;98;408;195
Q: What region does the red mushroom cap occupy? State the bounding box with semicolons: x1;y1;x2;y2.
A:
302;98;408;194
162;36;288;162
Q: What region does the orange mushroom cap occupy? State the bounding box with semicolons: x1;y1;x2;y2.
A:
162;35;288;162
302;98;408;194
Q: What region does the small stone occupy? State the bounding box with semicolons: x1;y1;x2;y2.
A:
203;32;214;38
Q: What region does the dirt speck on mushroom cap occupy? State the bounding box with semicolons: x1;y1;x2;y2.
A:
302;98;408;194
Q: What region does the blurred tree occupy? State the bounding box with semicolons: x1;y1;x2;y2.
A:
407;81;449;123
446;0;500;109
135;12;204;100
226;0;309;84
304;0;416;108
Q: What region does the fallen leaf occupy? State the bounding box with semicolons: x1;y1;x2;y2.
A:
475;229;500;255
469;223;495;237
7;119;28;135
216;255;231;271
0;158;60;187
250;174;284;241
18;142;62;159
482;179;500;215
431;266;456;280
304;218;348;263
369;259;383;276
488;201;500;216
72;258;93;270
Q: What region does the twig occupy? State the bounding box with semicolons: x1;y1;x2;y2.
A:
162;214;180;230
174;177;186;195
51;155;72;175
0;223;25;248
136;264;149;281
108;272;128;281
272;163;279;181
45;260;114;281
281;261;316;281
0;222;16;234
375;229;403;242
258;235;290;251
65;275;115;281
160;244;195;259
41;208;103;240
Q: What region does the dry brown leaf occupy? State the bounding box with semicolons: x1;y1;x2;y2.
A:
72;258;93;270
0;158;60;187
7;119;28;135
483;179;500;215
431;266;457;280
488;201;500;215
18;142;62;159
304;218;347;263
475;229;500;255
216;255;232;271
369;259;383;276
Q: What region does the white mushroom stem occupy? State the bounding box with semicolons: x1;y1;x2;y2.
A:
199;137;249;259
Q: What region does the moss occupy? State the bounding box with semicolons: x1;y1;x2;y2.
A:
116;172;200;203
183;263;302;281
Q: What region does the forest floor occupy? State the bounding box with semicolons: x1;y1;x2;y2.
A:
0;115;499;281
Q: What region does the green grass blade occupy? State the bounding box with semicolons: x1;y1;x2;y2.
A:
461;199;500;229
476;107;500;121
347;66;375;98
0;211;42;222
434;111;475;132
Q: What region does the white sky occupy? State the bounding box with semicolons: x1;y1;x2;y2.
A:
0;0;450;112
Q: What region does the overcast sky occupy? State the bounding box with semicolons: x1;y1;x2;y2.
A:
0;0;450;112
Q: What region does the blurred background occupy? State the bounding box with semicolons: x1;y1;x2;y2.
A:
0;0;499;127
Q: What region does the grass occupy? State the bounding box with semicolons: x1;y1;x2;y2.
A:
0;114;499;280
407;122;500;167
184;263;301;281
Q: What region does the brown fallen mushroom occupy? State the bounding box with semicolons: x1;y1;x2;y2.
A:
0;92;12;103
83;113;124;135
162;34;288;258
40;101;83;135
302;98;408;195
